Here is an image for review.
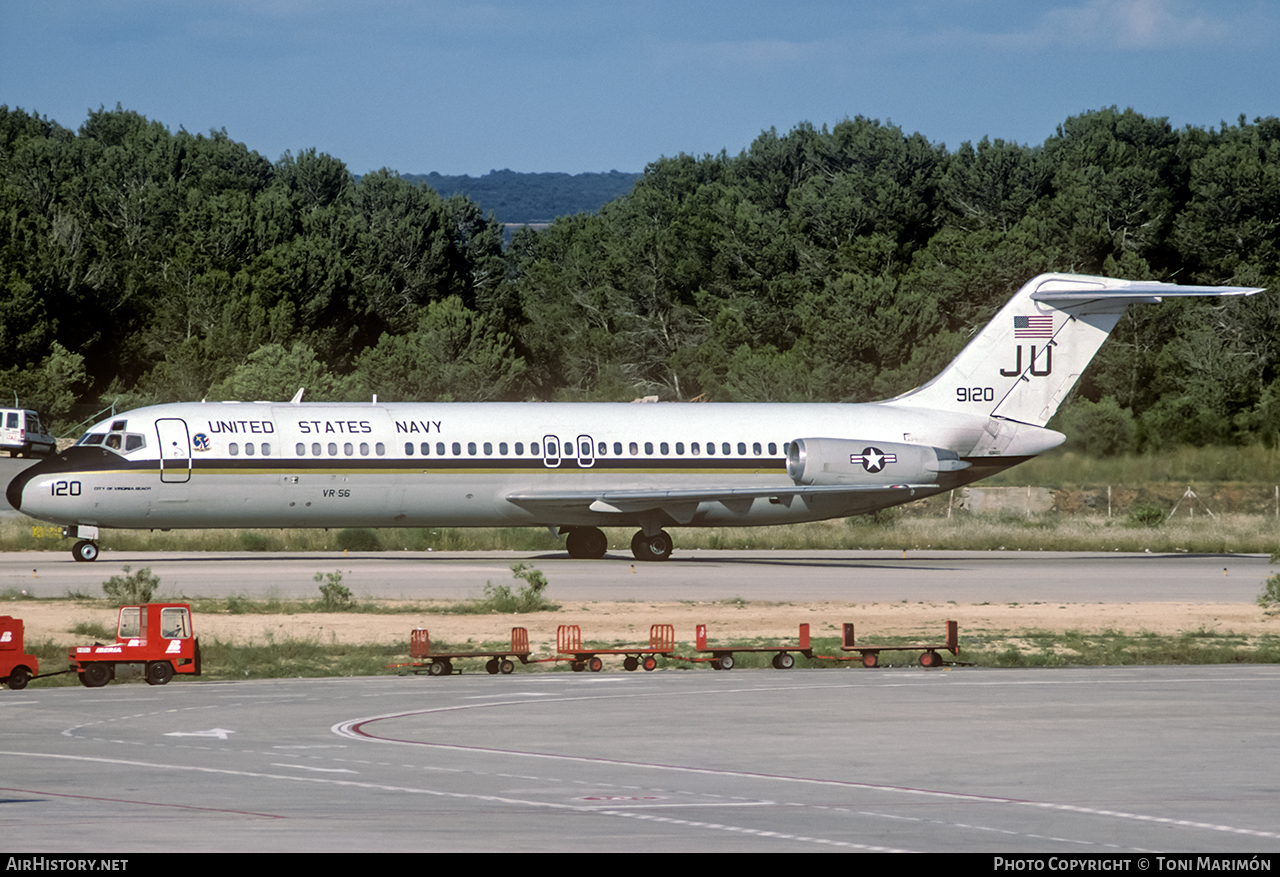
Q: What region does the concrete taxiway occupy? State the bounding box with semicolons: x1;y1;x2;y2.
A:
0;546;1271;604
2;665;1278;852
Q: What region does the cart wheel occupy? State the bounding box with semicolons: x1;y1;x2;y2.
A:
774;652;794;670
623;656;638;671
571;661;585;672
499;659;515;675
427;661;447;676
642;656;657;671
717;655;734;671
6;666;31;690
83;663;111;688
145;661;174;686
485;659;500;675
919;651;942;668
861;652;879;669
588;656;604;672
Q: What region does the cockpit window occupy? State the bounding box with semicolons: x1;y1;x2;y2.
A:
111;420;127;431
79;431;146;454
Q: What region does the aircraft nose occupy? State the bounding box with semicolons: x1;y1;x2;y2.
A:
6;467;26;512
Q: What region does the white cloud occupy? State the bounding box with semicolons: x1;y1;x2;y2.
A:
970;0;1261;51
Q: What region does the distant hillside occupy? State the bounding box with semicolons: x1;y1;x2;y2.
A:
403;169;641;225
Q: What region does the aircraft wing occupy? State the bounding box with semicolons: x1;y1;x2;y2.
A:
505;483;936;524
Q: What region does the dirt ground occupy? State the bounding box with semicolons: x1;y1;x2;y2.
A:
11;599;1278;655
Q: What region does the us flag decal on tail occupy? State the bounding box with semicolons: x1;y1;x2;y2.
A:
1013;315;1053;338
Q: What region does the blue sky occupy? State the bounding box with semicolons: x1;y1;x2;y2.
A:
3;0;1277;176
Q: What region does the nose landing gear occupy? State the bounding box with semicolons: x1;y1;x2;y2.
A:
72;540;100;562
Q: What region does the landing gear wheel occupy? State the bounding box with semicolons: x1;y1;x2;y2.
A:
919;651;942;668
427;660;448;676
773;653;795;670
82;663;111;688
642;656;657;671
587;656;604;673
145;661;174;686
566;527;608;559
499;659;515;675
623;656;639;672
6;666;31;690
861;653;879;669
486;658;500;675
630;530;673;562
716;655;734;671
72;540;99;562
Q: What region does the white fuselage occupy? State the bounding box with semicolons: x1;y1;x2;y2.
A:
11;399;1013;531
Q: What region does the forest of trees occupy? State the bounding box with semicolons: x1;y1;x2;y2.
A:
2;103;1280;456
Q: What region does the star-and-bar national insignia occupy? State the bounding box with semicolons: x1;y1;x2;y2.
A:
1013;315;1053;338
850;447;897;473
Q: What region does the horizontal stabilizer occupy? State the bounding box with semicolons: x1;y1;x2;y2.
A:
1029;276;1263;304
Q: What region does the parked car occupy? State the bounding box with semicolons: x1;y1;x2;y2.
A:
0;408;55;458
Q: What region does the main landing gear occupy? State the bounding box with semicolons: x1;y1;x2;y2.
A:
561;527;675;561
72;540;100;562
630;529;673;562
564;527;608;559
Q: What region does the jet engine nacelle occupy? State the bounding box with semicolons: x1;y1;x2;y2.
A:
786;438;970;486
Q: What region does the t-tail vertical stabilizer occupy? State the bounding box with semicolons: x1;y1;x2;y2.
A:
887;273;1263;433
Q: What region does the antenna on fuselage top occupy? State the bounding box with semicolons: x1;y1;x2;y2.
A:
291;388;305;404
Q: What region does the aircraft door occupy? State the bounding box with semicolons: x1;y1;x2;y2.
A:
156;418;192;483
576;435;595;468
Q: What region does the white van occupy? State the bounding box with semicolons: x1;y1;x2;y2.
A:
1;409;55;458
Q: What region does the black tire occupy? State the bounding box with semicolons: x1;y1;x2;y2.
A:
145;661;174;686
642;656;657;671
623;656;639;671
588;656;604;673
775;652;794;670
717;655;734;671
630;530;673;562
499;659;515;675
427;661;447;676
485;659;500;675
82;663;111;688
566;527;608;559
72;540;100;563
919;651;942;668
862;653;879;669
6;666;31;690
